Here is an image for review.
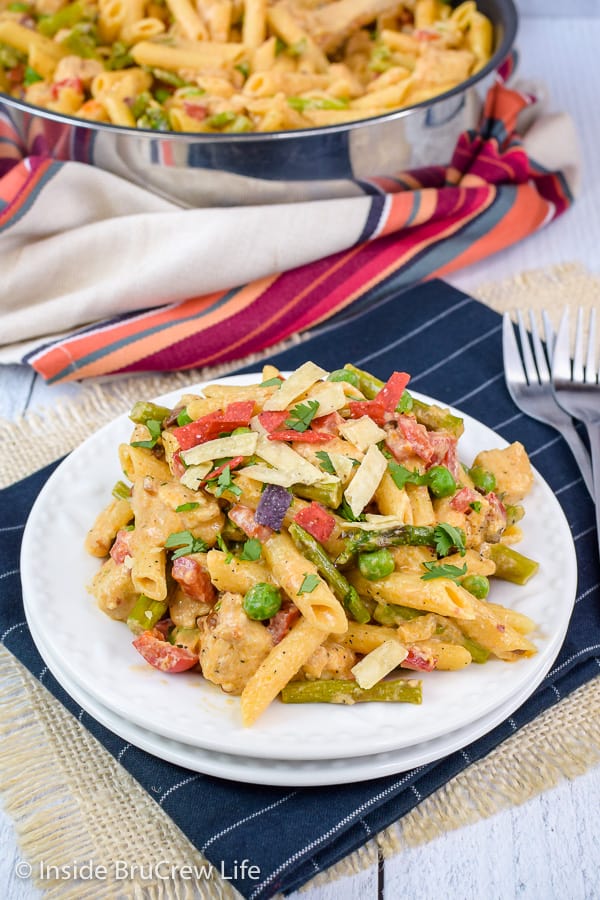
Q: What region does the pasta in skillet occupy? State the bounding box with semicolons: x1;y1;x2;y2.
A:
0;0;493;133
86;360;539;726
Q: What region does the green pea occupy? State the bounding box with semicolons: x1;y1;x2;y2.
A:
358;549;395;581
231;426;252;435
327;369;359;387
461;574;490;599
243;583;282;620
505;504;525;526
469;466;497;494
426;465;457;498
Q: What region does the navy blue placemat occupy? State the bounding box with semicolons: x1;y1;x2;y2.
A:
2;279;599;899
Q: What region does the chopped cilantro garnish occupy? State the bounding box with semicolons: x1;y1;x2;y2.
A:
23;66;43;86
433;523;466;557
469;501;482;513
338;498;366;522
315;451;336;475
215;465;242;499
284;399;320;433
260;376;283;388
240;538;262;561
235;61;250;79
388;461;425;491
175;502;200;512
165;530;208;559
216;533;233;563
131;418;162;449
421;561;467;582
298;573;320;595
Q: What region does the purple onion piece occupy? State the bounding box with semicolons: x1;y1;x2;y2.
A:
255;484;292;532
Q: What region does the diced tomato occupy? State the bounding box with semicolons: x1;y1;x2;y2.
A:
267;601;300;645
201;455;245;486
426;431;455;466
347;400;388;425
183;101;208;120
396;416;434;462
172;556;216;603
268;430;334;443
384;429;416;464
414;28;440;41
258;410;288;433
402;647;437;671
7;64;24;86
441;439;461;481
132;629;198;673
375;371;411;412
228;504;274;541
171;401;254;450
110;529;133;565
311;411;344;434
450;486;481;513
293;502;336;543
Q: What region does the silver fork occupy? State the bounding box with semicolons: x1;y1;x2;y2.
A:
502;311;594;497
552;308;600;545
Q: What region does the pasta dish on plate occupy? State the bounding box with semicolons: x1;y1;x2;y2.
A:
85;361;539;727
0;0;492;132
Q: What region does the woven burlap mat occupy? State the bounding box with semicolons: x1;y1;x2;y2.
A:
1;262;599;899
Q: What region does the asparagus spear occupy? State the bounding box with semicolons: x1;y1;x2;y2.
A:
127;595;168;634
281;678;422;704
336;524;462;565
288;523;371;623
129;400;172;426
487;543;539;585
342;364;384;399
292;479;344;509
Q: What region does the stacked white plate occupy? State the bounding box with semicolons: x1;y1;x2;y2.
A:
21;376;578;786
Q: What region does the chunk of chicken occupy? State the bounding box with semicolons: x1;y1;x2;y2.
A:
472;442;534;506
200;593;273;694
88;558;138;622
53;56;105;88
300;640;357;680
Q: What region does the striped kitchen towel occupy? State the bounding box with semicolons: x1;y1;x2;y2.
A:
0;73;578;383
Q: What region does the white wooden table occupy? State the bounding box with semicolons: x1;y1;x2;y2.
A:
2;9;600;899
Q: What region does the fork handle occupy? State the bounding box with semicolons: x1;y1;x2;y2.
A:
556;422;595;498
584;421;600;556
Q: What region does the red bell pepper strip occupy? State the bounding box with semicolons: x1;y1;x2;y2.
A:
219;401;255;430
293;502;336;543
132;629;198;673
172;402;255;450
201;455;245;486
375;371;411;412
258;410;288;433
268;430;334;443
311;411;344;434
347;400;388;425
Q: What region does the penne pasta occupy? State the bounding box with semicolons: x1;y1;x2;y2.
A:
86;359;539;725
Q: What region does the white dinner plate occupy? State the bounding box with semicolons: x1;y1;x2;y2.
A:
28;609;560;786
21;374;577;761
